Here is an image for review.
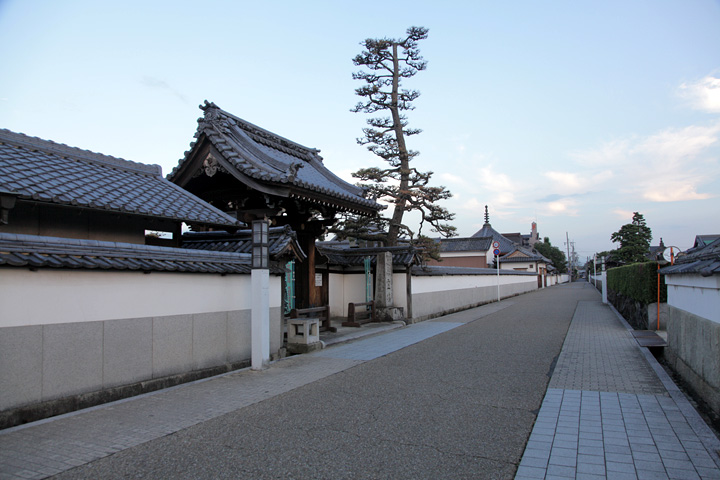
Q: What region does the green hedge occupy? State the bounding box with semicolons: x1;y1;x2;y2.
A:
607;262;667;305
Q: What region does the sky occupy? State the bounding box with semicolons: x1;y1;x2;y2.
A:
1;0;719;261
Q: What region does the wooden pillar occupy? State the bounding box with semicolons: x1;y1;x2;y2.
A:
406;267;413;323
296;231;323;308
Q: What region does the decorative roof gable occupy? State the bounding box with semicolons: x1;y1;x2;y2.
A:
0;129;239;228
168;102;382;215
499;245;551;264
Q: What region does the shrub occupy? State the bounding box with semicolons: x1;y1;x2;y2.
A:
607;262;667;305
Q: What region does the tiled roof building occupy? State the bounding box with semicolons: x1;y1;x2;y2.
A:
0;128;239;246
168;101;382;220
167;102;383;309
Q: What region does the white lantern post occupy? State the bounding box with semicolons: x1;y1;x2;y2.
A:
251;219;270;370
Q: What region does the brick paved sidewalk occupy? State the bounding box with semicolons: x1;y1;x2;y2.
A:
515;301;720;480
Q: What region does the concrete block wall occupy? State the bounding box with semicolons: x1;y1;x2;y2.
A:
664;306;720;421
0;307;283;413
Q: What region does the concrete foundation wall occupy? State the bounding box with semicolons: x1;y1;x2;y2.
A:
0;307;282;412
664;305;720;421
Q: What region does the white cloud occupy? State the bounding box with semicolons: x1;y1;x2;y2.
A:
568;122;720;203
571;139;631;167
546;198;579;216
633;124;720;159
544;171;584;191
439;172;467;186
679;75;720;113
458;197;485;211
612;209;634;220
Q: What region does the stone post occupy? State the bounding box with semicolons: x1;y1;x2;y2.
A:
375;252;405;322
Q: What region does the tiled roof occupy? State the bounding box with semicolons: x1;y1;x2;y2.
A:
181;225;306;261
0;233;269;274
168;102;382;214
500;246;550;263
694;235;720;248
437;236;493;253
0;129;239;228
317;242;419;267
471;223;516;253
660;237;720;276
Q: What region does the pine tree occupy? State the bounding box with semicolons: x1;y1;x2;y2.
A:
338;26;456;247
610;212;653;264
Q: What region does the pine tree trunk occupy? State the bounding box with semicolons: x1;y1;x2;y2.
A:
387;41;410;246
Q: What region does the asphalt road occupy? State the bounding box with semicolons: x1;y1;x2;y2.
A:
52;283;597;480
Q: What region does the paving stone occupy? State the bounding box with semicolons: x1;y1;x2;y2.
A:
516;299;720;480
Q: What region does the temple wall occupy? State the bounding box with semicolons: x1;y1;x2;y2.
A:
0;269;282;416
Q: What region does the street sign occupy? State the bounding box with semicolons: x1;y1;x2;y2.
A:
492;241;500;249
493;248;500;256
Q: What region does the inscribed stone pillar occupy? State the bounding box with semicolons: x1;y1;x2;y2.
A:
375;252;393;308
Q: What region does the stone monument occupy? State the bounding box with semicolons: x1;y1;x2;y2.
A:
375;252;405;322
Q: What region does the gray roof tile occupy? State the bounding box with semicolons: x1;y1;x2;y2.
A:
316;242;420;267
0;129;240;227
471;223;516;254
168;102;382;214
0;232;266;274
660;237;720;276
182;225;307;261
437;236;493;252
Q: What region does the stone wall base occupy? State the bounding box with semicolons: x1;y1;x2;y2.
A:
664;305;720;427
0;360;251;430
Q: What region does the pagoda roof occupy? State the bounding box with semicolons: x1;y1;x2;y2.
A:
168;102;383;216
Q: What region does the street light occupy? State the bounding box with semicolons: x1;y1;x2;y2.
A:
252;220;269;269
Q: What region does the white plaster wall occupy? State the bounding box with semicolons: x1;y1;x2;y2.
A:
0;269;281;327
411;273;530;294
409;274;537;321
328;273;368;317
393;273;407;313
501;261;535;271
441;251;487;258
665;274;720;323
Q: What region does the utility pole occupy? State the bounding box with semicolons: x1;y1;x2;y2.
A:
566;232;572;282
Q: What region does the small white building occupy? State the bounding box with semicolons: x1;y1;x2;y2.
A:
660;236;720;421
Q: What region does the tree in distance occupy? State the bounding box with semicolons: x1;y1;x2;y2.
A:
610;212;653;265
534;237;568;274
333;26;456;254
